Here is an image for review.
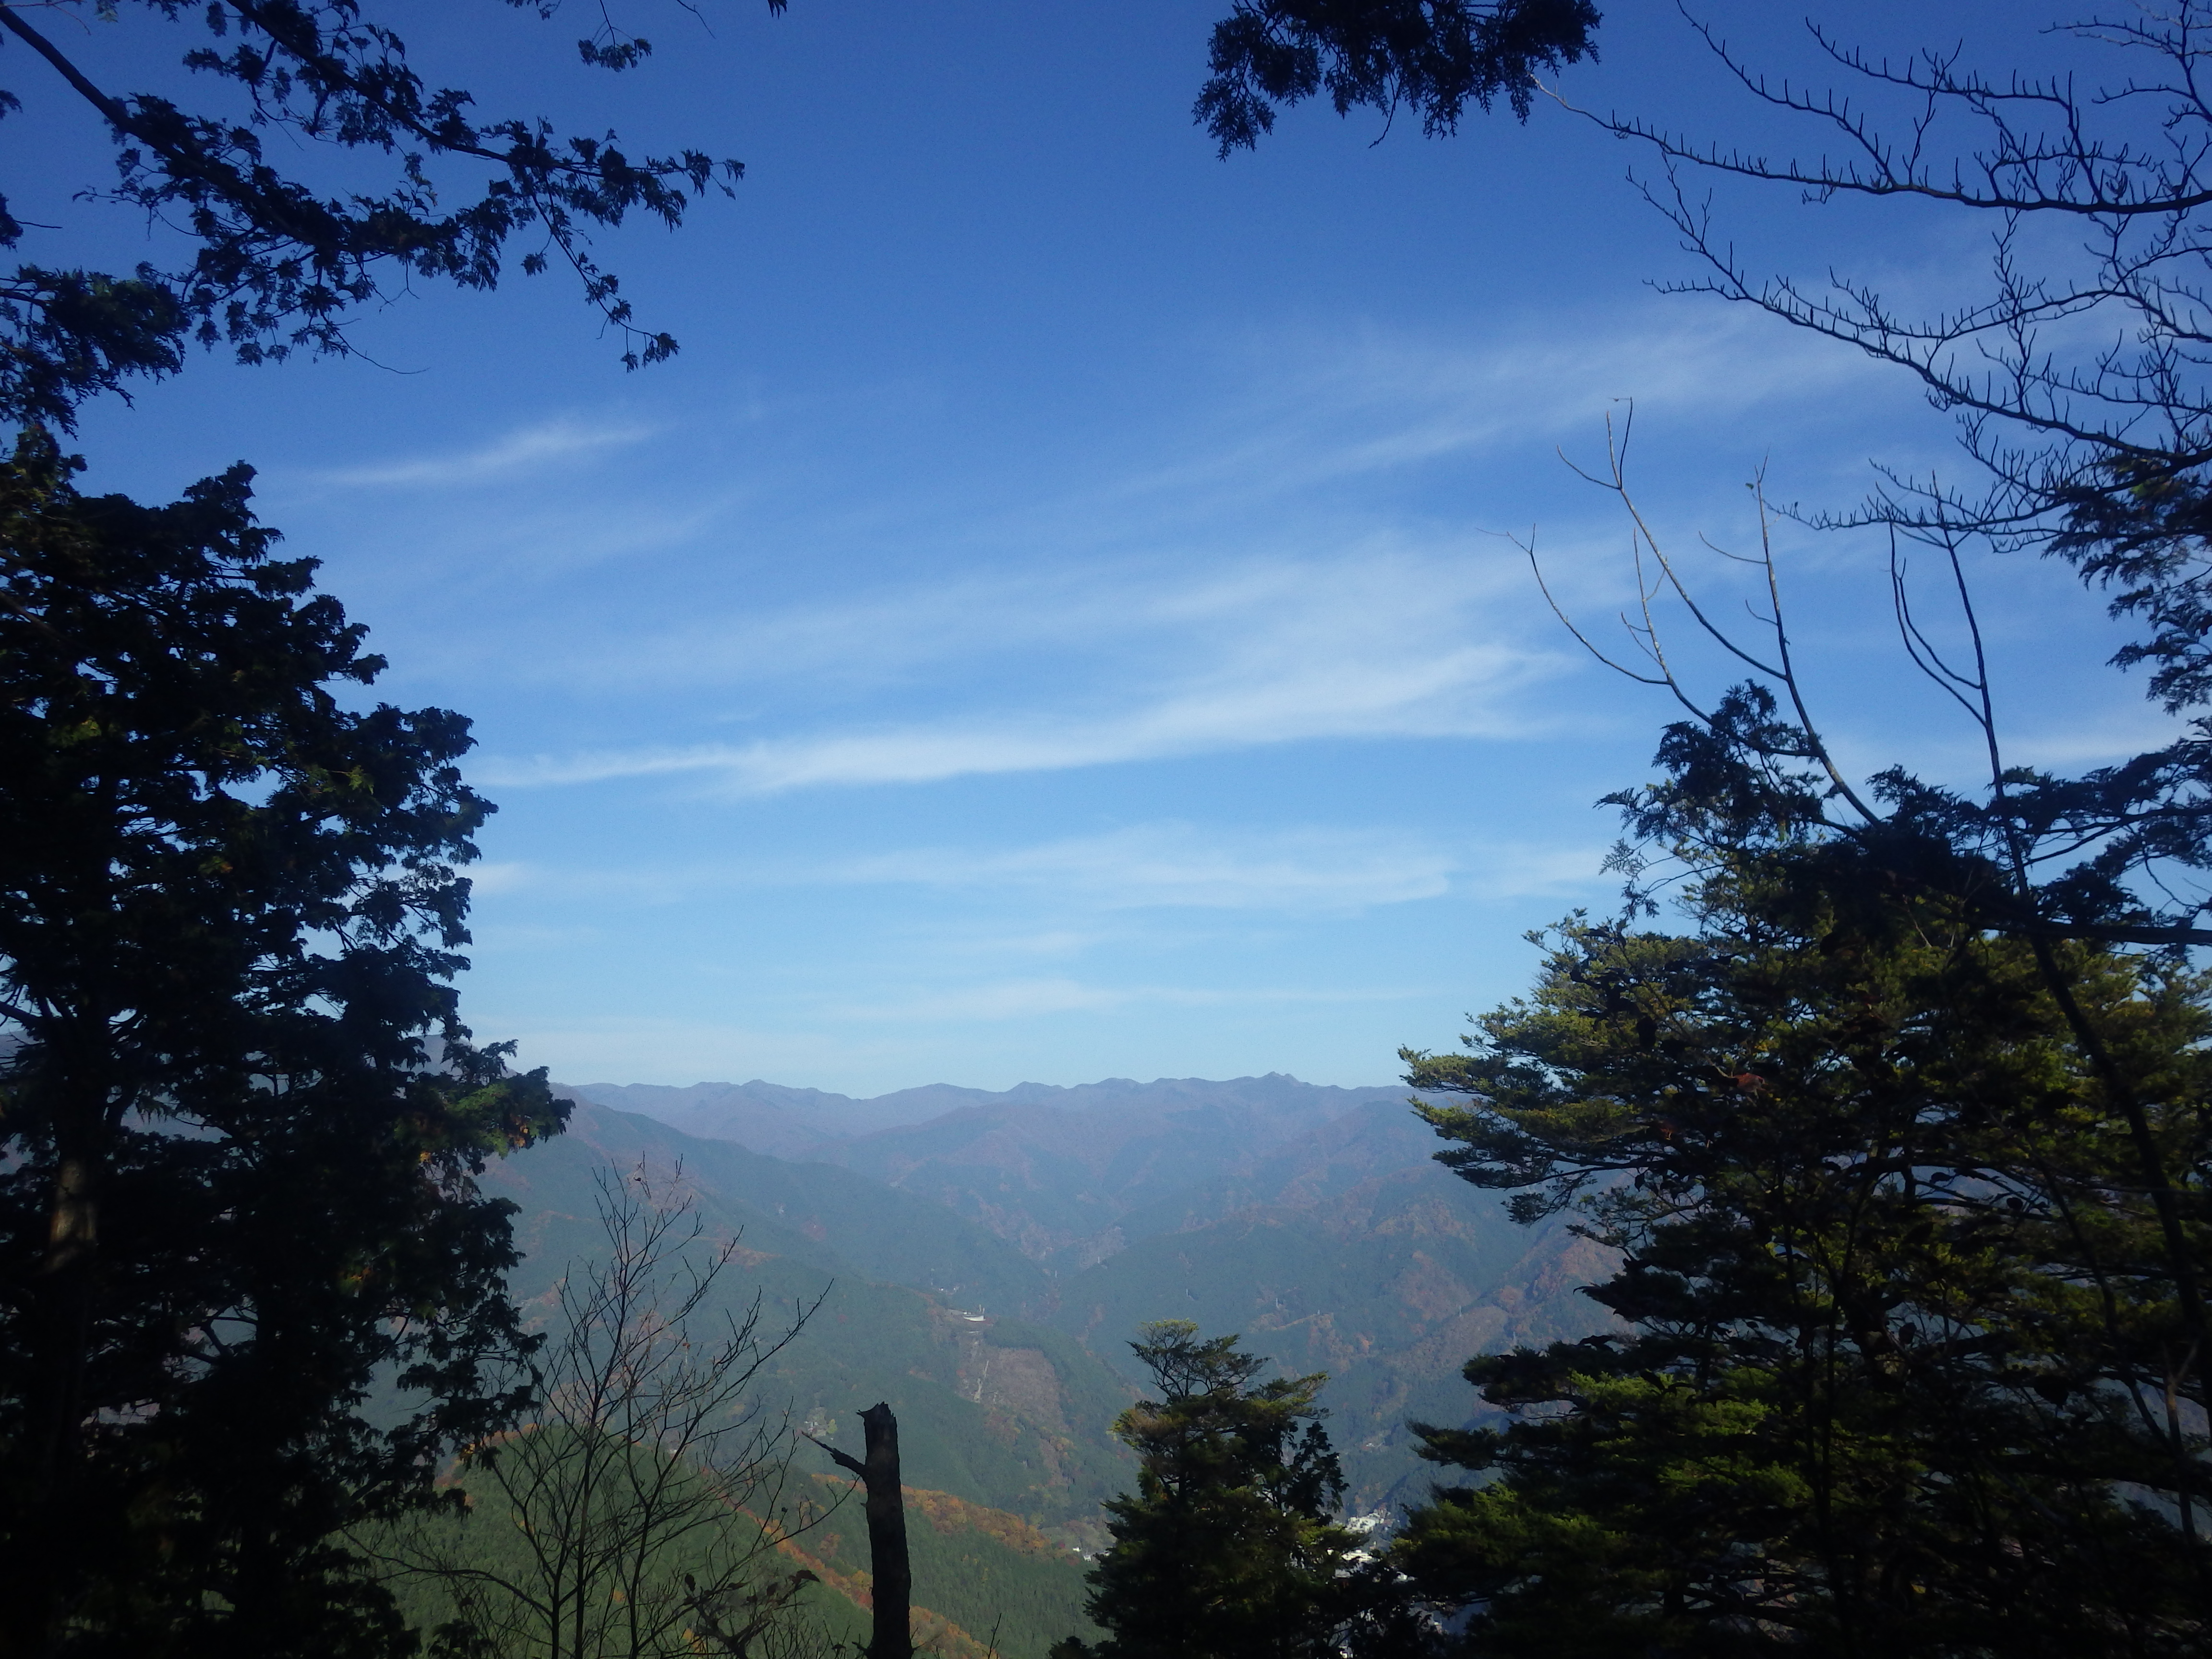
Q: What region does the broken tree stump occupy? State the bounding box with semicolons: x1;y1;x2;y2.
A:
808;1401;912;1659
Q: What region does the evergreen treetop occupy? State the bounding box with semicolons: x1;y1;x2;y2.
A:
1060;1321;1358;1659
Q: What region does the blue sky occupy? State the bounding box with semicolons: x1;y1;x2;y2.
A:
24;1;2175;1092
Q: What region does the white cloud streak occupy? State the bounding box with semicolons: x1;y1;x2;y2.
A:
475;541;1572;791
1215;313;1888;478
296;418;657;490
361;311;1921;801
830;976;1428;1025
830;825;1607;911
477;654;1530;791
840;826;1455;911
469;825;1609;915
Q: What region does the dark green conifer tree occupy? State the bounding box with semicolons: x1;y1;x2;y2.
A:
0;433;566;1658
1057;1322;1357;1659
1389;851;2212;1656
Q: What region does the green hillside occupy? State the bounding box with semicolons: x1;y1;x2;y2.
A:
529;1088;1620;1518
783;1475;1100;1659
379;1101;1123;1655
481;1105;1137;1533
378;1459;1095;1659
1050;1163;1615;1510
456;1081;1617;1627
536;1099;1054;1316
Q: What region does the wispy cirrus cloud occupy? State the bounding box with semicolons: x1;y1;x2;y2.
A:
830;976;1428;1024
837;825;1459;911
831;825;1607;911
476;649;1536;791
465;824;1609;914
1079;307;1905;528
294;417;658;490
473;539;1577;791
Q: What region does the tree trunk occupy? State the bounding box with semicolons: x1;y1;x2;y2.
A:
8;1133;103;1659
810;1402;913;1659
858;1403;911;1659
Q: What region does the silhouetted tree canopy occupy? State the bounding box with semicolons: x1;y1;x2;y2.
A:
0;432;567;1656
1195;0;1599;156
0;0;790;427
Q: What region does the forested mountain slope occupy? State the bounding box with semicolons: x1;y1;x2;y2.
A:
1053;1157;1612;1509
383;1101;1120;1659
529;1100;1055;1315
786;1477;1102;1659
478;1102;1135;1537
387;1468;1098;1659
550;1077;1617;1511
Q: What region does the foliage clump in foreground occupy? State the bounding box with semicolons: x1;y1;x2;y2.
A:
0;433;565;1657
1393;844;2212;1654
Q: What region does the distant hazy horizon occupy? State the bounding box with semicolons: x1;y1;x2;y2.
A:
562;1069;1397;1099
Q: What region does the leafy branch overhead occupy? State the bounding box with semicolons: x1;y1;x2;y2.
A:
0;0;789;427
1195;0;1599;157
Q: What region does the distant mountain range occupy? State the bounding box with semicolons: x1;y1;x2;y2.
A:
563;1077;987;1159
457;1074;1618;1657
547;1073;1614;1512
567;1073;1397;1197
